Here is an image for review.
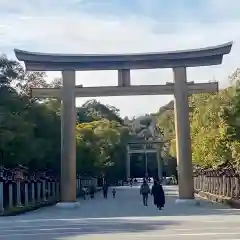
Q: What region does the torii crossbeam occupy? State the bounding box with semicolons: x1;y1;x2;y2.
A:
30;82;218;98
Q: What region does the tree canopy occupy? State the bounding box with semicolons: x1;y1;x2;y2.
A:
0;55;129;181
155;69;240;170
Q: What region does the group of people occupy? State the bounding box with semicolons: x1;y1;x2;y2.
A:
129;178;138;187
84;178;165;211
129;177;151;187
140;179;165;209
103;182;117;199
83;185;96;200
83;182;116;200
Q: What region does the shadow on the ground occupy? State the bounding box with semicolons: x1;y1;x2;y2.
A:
46;219;179;239
0;218;180;239
4;185;240;222
2;186;240;239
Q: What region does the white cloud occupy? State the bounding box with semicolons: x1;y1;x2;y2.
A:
208;0;240;13
0;2;239;117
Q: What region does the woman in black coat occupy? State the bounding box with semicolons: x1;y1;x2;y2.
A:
151;180;165;210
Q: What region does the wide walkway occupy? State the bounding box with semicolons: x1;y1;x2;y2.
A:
0;185;240;239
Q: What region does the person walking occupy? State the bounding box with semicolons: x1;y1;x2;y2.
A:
112;188;116;198
89;185;95;199
151;180;165;210
83;186;87;200
103;182;109;199
130;178;133;187
140;180;150;206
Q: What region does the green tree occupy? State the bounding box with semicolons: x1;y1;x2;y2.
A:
153;69;240;170
0;54;130;178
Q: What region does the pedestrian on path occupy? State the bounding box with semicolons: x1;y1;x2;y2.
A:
130;178;133;187
103;182;109;199
140;180;150;206
83;186;88;200
89;185;95;199
112;188;116;198
151;180;165;210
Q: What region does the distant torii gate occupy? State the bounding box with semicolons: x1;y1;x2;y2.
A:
127;140;163;180
14;41;232;207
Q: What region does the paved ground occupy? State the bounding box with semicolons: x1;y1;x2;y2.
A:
0;185;240;239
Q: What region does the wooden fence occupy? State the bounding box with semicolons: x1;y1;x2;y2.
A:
0;166;100;214
193;168;240;199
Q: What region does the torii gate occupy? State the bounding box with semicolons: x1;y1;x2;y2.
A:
14;41;232;207
127;139;164;180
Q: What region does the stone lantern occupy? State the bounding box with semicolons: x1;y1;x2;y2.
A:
14;165;28;182
6;169;14;182
0;166;6;181
0;166;5;212
39;171;46;180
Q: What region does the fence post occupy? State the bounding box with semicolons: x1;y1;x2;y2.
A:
0;180;4;213
42;179;47;201
8;182;13;209
222;175;226;196
213;175;216;194
210;176;213;193
56;181;60;200
226;177;230;197
31;180;35;205
76;178;79;195
24;180;29;206
77;177;81;194
52;181;56;199
37;180;41;202
235;176;239;199
207;176;210;192
216;175;219;194
0;167;5;213
16;180;22;207
47;180;51;200
230;177;234;198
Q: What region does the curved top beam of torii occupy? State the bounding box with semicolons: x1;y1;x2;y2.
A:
14;42;233;71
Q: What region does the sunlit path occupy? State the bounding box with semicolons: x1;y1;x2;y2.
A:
0;185;240;239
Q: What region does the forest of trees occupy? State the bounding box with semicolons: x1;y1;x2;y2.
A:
1;53;240;181
0;55;129;181
156;69;240;171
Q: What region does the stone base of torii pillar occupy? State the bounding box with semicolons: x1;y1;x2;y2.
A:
56;202;80;209
175;199;200;206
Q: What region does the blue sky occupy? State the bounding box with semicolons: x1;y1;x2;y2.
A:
0;0;240;117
